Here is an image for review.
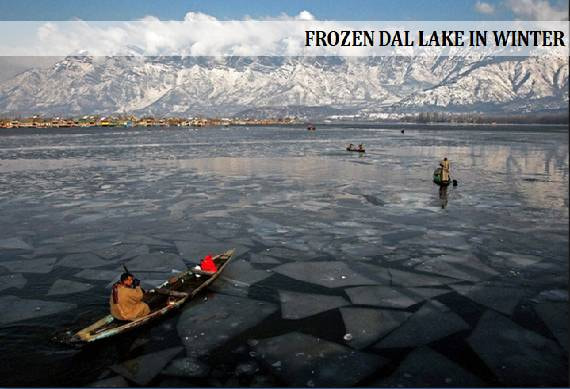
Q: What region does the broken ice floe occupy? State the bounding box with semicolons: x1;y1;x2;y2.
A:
388;268;457;287
415;255;499;282
162;357;211;378
373;301;470;349
273;261;377;288
0;295;76;325
94;244;141;260
253;331;388;387
249;253;281;265
57;253;109;269
531;289;568;303
449;283;527;315
111;346;183;386
87;375;129;388
0;237;33;251
221;260;273;286
0;273;27;292
48;279;93;296
376;346;484;387
490;251;542;268
533;302;568;352
0;257;56;274
467;310;567;386
74;269;119;282
339;307;411;349
278;290;348;319
124;253;186;272
119;245;149;260
345;286;449;308
177;294;277;356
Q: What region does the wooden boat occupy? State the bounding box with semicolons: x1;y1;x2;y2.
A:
71;249;235;343
433;167;450;186
346;147;365;153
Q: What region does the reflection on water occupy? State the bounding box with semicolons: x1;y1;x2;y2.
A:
0;125;567;386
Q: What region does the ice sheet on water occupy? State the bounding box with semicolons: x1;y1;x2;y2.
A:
533;302;568;352
124;253;186;272
375;346;484;387
0;295;76;325
94;244;140;260
278;290;348;320
489;251;542;269
48;279;93;296
208;276;250;298
177;294;277;356
110;346;183;386
0;274;27;292
415;255;499;282
70;214;105;224
57;253;109;269
273;261;377;289
168;199;194;220
373;301;469;349
467;310;567;386
175;239;240;262
422;231;471;250
74;269;119;282
532;289;568;303
120;234;171;246
0;238;33;251
252;331;388;387
0;257;57;274
249;253;281;265
87;375;129;387
388;268;457;287
345;286;448;308
162;357;210;378
449;283;527;316
381;230;426;246
264;247;306;260
222;260;273;286
119;245;149;260
339;307;411;350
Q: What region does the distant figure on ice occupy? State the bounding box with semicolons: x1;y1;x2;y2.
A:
110;272;150;321
440;157;451;182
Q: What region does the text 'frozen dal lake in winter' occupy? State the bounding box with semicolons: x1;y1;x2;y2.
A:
0;124;567;386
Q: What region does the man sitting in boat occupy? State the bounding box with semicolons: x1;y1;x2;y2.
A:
348;143;354;150
440;157;451;182
358;144;364;151
110;272;150;321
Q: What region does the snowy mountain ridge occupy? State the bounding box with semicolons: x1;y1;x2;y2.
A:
0;56;567;117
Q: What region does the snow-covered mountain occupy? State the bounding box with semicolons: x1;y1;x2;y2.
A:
0;56;567;117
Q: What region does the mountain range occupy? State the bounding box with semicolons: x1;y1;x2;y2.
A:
0;56;567;119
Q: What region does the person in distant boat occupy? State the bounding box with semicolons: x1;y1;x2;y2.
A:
358;144;364;151
348;143;354;150
200;254;217;273
440;157;450;182
110;272;150;321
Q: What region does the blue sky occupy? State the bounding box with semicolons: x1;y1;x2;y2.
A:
0;0;567;20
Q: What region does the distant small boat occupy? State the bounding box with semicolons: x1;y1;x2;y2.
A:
346;146;365;153
307;124;316;131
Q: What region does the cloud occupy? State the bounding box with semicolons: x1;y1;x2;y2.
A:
474;1;496;14
505;0;569;20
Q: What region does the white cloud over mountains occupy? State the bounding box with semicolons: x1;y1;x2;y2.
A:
475;1;496;15
505;0;569;20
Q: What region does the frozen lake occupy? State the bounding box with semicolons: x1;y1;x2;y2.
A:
0;124;567;386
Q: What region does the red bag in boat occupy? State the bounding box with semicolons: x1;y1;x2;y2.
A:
200;254;217;272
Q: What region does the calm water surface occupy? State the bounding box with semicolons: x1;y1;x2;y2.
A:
0;124;567;386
